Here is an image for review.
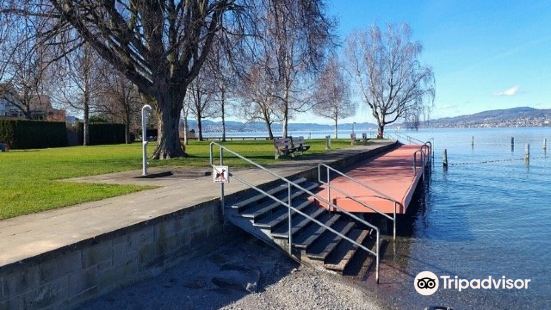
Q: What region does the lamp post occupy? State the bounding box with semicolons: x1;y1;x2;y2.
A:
141;105;152;176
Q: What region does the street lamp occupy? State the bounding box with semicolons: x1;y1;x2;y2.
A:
141;105;152;176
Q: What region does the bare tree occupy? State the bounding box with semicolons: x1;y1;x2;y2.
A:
313;55;355;138
96;67;142;144
236;57;282;140
186;68;217;141
2;1;250;158
0;13;50;120
52;43;101;145
346;24;435;138
265;0;334;138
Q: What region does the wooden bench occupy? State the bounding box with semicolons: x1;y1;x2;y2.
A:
273;136;310;159
290;136;310;153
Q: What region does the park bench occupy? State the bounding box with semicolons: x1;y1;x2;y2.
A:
290;136;310;153
0;143;8;152
273;136;310;159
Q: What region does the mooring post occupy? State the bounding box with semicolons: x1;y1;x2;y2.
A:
443;149;448;168
525;144;530;162
471;136;475;148
543;138;547;150
511;137;515;152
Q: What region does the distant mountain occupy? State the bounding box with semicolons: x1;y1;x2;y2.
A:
183;119;377;133
425;107;551;128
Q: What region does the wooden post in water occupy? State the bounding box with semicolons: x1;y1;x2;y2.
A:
511;137;515;152
525;144;530;162
443;149;448;168
471;136;475;148
543;138;547;150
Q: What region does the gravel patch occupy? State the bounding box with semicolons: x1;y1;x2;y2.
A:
80;232;384;310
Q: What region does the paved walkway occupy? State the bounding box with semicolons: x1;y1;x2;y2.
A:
316;145;428;214
0;142;393;267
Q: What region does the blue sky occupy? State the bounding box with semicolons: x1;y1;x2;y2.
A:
294;0;551;124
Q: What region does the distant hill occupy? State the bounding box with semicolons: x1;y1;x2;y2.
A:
425;107;551;128
184;119;377;133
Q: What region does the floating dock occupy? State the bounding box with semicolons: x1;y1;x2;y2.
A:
316;144;431;215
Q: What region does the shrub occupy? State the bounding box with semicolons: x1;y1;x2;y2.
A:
79;122;126;145
0;119;67;149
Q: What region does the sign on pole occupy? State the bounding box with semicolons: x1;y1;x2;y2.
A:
213;166;229;183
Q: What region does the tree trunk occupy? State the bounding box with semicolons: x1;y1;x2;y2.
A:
377;122;385;139
197;112;203;141
83;97;89;146
183;113;188;145
221;86;226;142
334;119;338;139
266;121;274;140
153;91;186;159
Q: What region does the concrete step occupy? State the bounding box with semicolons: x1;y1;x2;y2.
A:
252;200;313;229
305;221;356;261
324;229;371;272
292;214;342;249
231;177;307;210
240;183;318;219
270;204;326;239
342;231;377;278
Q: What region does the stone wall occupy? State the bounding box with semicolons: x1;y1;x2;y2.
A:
0;200;225;310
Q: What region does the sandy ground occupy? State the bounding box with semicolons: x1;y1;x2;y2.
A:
81;232;385;310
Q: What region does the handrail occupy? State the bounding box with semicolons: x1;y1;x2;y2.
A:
209;142;381;283
317;163;401;240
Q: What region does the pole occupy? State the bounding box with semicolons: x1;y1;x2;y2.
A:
525;144;530;162
220;148;225;217
287;182;292;254
544;138;547;150
511;137;515;152
471;136;475;148
141;104;152;176
443;149;448;168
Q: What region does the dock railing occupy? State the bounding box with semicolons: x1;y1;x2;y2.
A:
317;163;403;240
209;142;382;283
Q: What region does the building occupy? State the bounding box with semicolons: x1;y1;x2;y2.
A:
0;84;66;121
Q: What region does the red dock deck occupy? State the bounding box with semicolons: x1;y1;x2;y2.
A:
316;144;430;214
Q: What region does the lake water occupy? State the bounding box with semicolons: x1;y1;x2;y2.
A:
208;127;551;308
364;128;551;309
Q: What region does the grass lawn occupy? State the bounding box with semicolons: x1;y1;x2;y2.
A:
0;139;355;219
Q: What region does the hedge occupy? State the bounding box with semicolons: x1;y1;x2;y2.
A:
78;122;126;145
0;119;68;149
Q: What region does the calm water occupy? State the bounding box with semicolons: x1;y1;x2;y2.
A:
365;128;551;309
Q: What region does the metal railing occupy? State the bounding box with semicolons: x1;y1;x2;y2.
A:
317;163;403;240
209;142;382;283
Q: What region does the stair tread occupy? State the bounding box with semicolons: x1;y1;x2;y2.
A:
293;214;342;249
253;200;312;228
324;229;371;272
241;183;318;219
306;221;356;260
270;205;326;238
232;177;307;209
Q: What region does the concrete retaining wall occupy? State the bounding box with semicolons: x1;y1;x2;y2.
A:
0;201;225;310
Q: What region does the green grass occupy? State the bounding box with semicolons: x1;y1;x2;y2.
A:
0;139;355;219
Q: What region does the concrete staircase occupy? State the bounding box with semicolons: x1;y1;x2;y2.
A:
226;177;377;279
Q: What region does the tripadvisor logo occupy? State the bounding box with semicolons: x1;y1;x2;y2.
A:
414;271;531;296
414;271;439;296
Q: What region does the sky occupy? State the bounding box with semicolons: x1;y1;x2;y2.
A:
292;0;551;124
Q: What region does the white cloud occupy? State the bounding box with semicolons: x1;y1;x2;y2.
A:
495;85;520;96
